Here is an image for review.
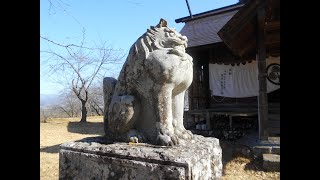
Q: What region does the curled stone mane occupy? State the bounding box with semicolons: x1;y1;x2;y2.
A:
129;19;168;61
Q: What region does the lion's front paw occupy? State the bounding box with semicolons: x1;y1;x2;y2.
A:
175;128;194;140
127;129;146;143
156;132;179;146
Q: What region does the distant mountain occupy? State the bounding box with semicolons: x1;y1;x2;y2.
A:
40;94;60;107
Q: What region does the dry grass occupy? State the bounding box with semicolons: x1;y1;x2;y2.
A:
40;116;279;180
40;116;104;180
221;156;280;180
220;140;280;180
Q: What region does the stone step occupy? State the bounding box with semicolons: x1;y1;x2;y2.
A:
263;154;280;172
268;136;280;142
252;137;280;172
234;135;280;159
260;138;280;146
252;145;280;157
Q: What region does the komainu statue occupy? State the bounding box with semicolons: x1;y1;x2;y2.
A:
103;19;193;146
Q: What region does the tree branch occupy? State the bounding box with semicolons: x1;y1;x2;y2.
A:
58;106;72;117
40;36;122;51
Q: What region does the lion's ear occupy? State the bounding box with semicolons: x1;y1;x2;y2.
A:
157;18;167;28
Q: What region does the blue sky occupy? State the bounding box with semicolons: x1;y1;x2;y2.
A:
40;0;238;94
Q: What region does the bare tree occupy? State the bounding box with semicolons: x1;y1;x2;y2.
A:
54;90;81;118
40;34;124;122
41;105;64;121
87;82;104;116
40;107;48;123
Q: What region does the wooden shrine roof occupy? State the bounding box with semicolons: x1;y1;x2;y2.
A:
218;0;280;56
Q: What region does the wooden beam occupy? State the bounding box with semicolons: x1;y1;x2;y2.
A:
265;20;280;32
266;35;280;45
256;0;269;141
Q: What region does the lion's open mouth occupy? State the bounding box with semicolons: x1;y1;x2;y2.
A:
171;39;187;49
168;44;187;58
173;44;186;53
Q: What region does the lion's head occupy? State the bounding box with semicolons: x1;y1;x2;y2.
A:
133;18;189;59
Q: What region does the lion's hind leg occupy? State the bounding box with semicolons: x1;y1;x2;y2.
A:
108;95;140;135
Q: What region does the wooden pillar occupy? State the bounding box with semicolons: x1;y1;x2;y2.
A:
256;1;269;140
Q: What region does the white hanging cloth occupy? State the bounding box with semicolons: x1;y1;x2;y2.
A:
209;56;280;98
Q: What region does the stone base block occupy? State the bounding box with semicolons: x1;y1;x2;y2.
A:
263;154;280;172
59;135;222;180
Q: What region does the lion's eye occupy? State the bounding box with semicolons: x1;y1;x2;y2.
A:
164;28;171;32
169;32;175;37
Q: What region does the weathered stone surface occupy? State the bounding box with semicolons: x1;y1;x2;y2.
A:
262;154;280;172
253;146;272;158
268;136;280;144
103;18;194;146
103;77;117;134
59;135;222;180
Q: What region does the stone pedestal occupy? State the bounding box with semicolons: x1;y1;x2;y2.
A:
59;135;222;180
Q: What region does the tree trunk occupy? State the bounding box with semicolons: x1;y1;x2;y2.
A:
80;101;87;122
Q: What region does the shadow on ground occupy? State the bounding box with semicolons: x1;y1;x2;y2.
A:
40;144;61;154
67;122;104;135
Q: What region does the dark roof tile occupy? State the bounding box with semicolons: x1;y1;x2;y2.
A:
180;10;238;48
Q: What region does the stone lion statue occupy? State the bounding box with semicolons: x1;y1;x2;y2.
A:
103;19;193;146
